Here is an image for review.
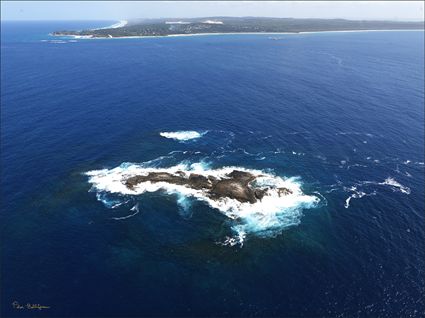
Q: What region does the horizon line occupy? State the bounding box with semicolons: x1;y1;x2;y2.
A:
2;17;424;23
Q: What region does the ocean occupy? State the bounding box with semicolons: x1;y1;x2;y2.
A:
1;21;424;317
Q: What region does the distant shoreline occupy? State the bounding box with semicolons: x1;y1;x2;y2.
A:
51;17;424;39
54;29;424;40
91;20;128;31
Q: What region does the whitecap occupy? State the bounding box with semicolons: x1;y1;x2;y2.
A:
355;177;411;195
273;148;285;154
347;163;367;170
219;231;247;247
49;40;67;44
379;177;411;194
336;131;374;137
291;151;305;156
315;155;327;161
159;130;207;141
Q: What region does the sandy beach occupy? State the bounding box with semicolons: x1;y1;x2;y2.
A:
60;28;423;40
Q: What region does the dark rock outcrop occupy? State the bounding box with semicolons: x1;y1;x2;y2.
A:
254;188;268;200
188;173;212;190
123;169;292;204
125;172;185;189
226;170;256;183
210;179;256;203
278;187;293;196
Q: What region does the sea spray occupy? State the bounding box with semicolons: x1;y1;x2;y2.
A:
86;160;320;245
160;130;208;141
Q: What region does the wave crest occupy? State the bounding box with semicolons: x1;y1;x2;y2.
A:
160;130;207;141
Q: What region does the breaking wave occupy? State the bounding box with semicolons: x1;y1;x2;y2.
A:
86;160;320;246
342;177;410;208
378;177;411;194
159;130;207;141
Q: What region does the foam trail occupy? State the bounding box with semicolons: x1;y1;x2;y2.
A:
344;190;366;208
356;178;411;195
86;161;320;245
347;163;367;170
379;177;411;194
344;187;376;208
177;194;193;218
112;204;140;220
95;192;129;208
343;176;409;208
160;130;207;141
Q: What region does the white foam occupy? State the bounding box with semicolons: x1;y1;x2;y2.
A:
95;192;129;208
176;194;193;218
379;177;411;194
112;203;140;220
347;163;367;170
72;35;94;39
49;40;68;44
220;231;247;247
202;20;223;25
86;162;319;245
291;151;305;156
344;187;376;208
165;21;191;25
160;130;206;141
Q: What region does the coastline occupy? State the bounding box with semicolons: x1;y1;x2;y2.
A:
54;28;424;40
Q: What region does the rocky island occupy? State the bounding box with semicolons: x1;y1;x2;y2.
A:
124;169;292;204
52;17;424;38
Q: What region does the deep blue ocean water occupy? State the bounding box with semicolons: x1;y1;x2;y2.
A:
1;21;424;317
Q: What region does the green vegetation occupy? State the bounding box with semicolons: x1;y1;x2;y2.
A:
53;17;425;38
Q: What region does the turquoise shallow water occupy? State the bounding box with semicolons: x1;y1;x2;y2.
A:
1;22;424;317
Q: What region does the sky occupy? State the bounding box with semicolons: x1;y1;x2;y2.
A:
1;1;424;22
